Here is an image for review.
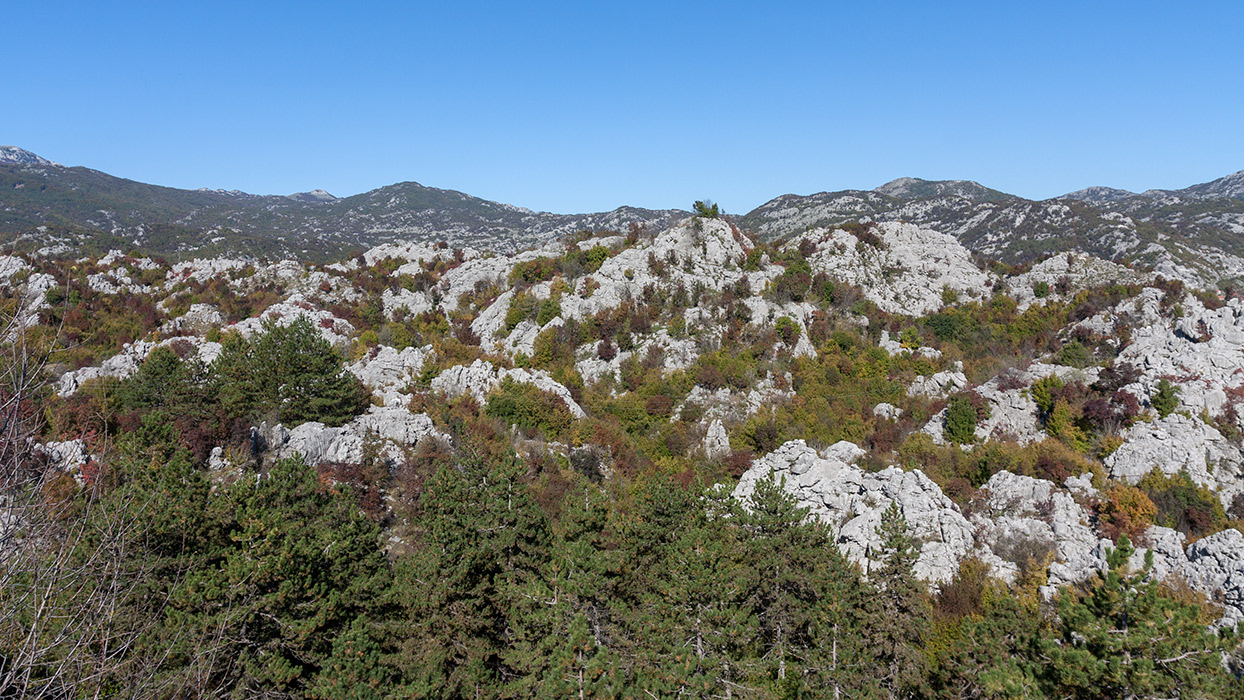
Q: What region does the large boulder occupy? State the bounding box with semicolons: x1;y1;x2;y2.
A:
348;345;433;407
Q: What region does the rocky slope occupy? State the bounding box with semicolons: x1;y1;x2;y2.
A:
13;200;1244;626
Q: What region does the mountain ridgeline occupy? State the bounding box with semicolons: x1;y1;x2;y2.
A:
2;146;1244;286
0;147;686;261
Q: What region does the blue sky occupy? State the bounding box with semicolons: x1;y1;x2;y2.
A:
5;1;1242;213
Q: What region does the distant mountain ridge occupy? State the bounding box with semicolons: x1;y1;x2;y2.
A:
0;146;57;167
741;169;1244;287
3;146;1243;286
0;148;686;261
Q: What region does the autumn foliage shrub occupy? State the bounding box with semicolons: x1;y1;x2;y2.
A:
1097;482;1158;541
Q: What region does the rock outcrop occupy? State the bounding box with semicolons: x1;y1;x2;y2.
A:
57;336;222;397
1105;414;1244;508
348;345;433;407
271;406;446;466
971;470;1107;587
802;222;994;316
430;359;586;418
733;440;974;583
702;419;731;460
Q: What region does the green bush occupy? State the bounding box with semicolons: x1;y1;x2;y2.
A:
505;291;539;332
1055;340;1093;368
484;377;574;439
692;200;720;218
508;257;559;285
944;395;978;445
536;297;562;327
1030;375;1064;414
1138;469;1225;537
1151;379;1180;417
775;316;801;345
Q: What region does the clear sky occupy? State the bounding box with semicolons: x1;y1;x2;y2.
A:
5;1;1242;214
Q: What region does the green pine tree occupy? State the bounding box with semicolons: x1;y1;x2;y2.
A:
308;618;393;700
624;485;756;698
870;501;932;700
739;473;880;698
167;457;389;696
210;317;369;427
388;451;551;697
1042;535;1238;699
504;483;620;698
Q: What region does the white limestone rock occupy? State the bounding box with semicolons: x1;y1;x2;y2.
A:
36;440;91;474
673;374;795;424
558;218;754;321
703;419;731;460
437;247;553;314
430;359;586;418
873;402;903;421
973;470;1107;587
168;258;250;284
348;345;433;406
1181;529;1244;628
381;287;433;318
1105;413;1244;508
228;293;354;347
274;406;445;466
802;222;994;316
0;258;56;333
1115;293;1244;420
362;240;462;268
0;255;31;283
907;368;968;399
1008;253;1149;311
733;440;974;584
162;303;223;334
922;362;1099;446
878;330;940;359
56;336;222;396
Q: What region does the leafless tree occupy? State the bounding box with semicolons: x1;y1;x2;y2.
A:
0;271;232;698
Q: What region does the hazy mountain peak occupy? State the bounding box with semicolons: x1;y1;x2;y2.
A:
873;177;1009;202
287;189;337;203
0;146;57;166
1060;185;1138;205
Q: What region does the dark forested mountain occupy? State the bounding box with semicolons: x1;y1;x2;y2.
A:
741;170;1244;287
0;147;686;261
